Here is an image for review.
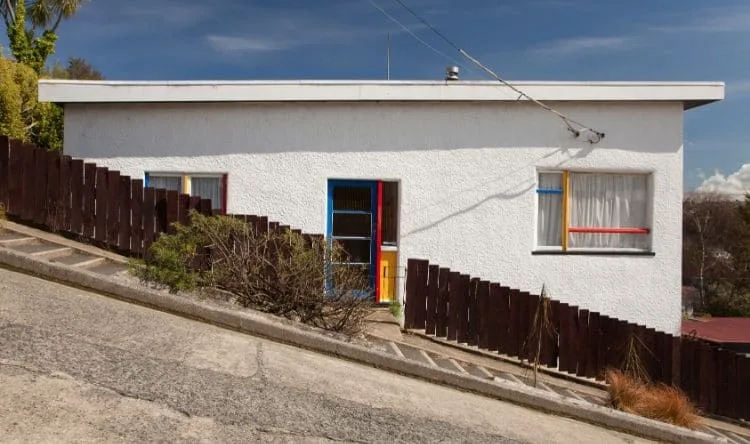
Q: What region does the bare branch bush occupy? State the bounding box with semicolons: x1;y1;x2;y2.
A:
133;212;371;335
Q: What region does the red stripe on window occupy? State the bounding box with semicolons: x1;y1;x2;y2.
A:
568;227;650;234
375;181;383;303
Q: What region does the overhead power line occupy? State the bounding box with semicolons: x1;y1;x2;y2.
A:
369;0;606;143
366;0;480;78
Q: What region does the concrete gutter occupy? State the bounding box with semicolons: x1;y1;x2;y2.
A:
0;245;722;443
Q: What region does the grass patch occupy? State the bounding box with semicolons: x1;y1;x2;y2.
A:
605;369;701;429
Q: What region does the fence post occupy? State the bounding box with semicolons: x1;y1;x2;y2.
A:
586;312;601;378
477;280;490;350
0;136;8;208
142;187;156;256
467;277;479;346
457;274;470;344
488;283;501;352
178;193;189;226
543;299;559;369
45;150;61;229
59;155;72;231
165;190;178;234
130;180;144;256
435;267;449;338
70;159;84;234
508;290;521;357
557;303;570;372
738;355;750;421
498;287;511;356
94;167;108;242
425;264;439;335
106;170;120;246
404;259;418;329
576;309;589;377
7;139;23;216
22;144;37;222
519;292;533;360
447;271;460;341
413;260;429;330
83;164;97;238
118;176;131;252
33;147;47;225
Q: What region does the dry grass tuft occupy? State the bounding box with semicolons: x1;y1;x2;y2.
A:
605;369;702;429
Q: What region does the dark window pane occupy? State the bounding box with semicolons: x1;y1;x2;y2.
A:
381;181;399;244
332;186;371;211
333;213;371;237
334;239;371;263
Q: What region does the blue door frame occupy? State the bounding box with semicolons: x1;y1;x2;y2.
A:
326;180;378;298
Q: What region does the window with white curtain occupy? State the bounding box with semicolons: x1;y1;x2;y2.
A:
536;171;652;251
190;177;222;211
145;172;226;213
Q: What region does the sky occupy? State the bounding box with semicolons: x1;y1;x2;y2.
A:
5;0;750;195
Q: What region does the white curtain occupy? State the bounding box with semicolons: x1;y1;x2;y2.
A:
537;173;563;247
149;175;181;192
191;177;222;211
569;173;649;249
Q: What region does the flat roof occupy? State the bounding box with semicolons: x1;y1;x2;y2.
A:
38;79;725;110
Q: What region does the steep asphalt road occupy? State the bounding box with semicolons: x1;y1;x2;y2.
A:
0;267;651;443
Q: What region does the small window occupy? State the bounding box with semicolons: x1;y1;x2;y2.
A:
536;171;651;251
145;172;227;213
148;175;182;193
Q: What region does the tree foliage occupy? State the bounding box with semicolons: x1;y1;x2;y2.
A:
683;193;750;316
4;0;58;73
0;55;63;150
49;56;104;80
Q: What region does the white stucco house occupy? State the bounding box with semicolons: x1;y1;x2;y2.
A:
38;79;724;334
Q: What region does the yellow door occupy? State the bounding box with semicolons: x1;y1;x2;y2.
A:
379;250;398;303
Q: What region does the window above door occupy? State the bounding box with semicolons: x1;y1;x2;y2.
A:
535;170;654;255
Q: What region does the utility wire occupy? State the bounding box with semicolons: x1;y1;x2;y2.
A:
367;0;480;79
386;0;606;143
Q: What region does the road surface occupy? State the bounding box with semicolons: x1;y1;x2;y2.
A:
0;266;650;443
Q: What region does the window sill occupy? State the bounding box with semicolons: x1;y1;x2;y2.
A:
532;250;655;257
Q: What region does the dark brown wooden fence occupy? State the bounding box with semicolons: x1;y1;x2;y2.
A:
404;258;750;421
0;136;315;256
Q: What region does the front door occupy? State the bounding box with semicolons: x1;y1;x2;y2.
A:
327;180;378;298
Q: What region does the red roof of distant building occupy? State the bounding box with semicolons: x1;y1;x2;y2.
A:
682;318;750;344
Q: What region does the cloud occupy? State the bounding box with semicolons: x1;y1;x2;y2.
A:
531;36;635;57
204;5;425;55
652;7;750;34
206;36;291;53
695;164;750;199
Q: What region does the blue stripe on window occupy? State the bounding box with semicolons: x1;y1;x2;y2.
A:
144;172;150;187
536;188;563;194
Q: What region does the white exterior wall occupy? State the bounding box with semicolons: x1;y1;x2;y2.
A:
62;101;684;334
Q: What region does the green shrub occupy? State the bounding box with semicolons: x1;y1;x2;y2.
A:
132;212;371;334
388;299;402;319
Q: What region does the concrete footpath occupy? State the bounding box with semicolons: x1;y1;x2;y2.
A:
0;220;743;443
1;266;652;443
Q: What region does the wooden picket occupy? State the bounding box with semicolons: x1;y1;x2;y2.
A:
403;257;750;422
